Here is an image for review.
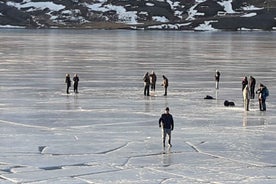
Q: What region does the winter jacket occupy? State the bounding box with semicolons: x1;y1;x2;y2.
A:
65;76;71;86
243;85;250;100
143;75;150;86
159;113;174;130
257;86;269;100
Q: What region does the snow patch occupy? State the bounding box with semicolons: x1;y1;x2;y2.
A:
241;13;257;17
218;0;235;13
194;21;218;31
146;3;154;7
152;16;169;23
242;5;263;11
85;2;138;24
8;1;65;11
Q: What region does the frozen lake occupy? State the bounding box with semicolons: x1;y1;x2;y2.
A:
0;29;276;183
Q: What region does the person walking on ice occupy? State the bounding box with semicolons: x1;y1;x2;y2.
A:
159;107;174;148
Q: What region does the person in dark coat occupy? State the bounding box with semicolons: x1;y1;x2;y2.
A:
215;70;220;89
256;83;269;111
249;76;256;99
159;107;174;148
242;76;248;91
65;74;71;94
143;72;150;96
162;75;168;96
150;71;157;91
73;73;79;93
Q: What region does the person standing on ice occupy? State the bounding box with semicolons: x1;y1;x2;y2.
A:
143;72;150;96
162;75;168;96
242;76;248;91
159;107;174;148
249;76;256;99
256;83;269;111
65;73;71;94
215;70;220;89
150;70;157;92
73;73;79;93
243;85;250;111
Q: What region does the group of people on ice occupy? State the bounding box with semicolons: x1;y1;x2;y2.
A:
241;75;269;111
143;70;269;112
143;71;168;96
65;73;79;94
158;71;270;149
215;70;269;111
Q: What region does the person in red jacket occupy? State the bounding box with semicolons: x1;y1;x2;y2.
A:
159;107;174;148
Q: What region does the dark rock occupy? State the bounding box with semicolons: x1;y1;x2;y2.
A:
224;100;235;107
195;0;224;17
204;95;215;100
0;2;36;27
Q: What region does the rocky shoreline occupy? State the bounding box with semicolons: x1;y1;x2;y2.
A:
0;1;276;31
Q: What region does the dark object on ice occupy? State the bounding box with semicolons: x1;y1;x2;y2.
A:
204;95;215;99
224;100;235;107
38;146;47;154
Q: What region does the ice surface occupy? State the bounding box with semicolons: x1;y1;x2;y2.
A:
0;29;276;183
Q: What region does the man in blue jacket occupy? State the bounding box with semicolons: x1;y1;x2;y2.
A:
256;83;269;111
159;107;174;148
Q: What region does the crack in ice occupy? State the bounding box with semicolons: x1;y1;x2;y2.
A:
185;141;276;168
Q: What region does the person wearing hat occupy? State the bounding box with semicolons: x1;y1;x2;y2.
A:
159;107;174;148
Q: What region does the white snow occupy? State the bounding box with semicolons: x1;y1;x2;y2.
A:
187;3;201;20
218;0;236;13
242;5;263;11
86;2;138;24
148;22;190;29
4;0;268;27
194;21;218;31
0;25;25;28
152;16;169;23
146;3;154;7
8;0;65;11
241;12;257;17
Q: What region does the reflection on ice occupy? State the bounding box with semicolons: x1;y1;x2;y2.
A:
0;30;276;183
